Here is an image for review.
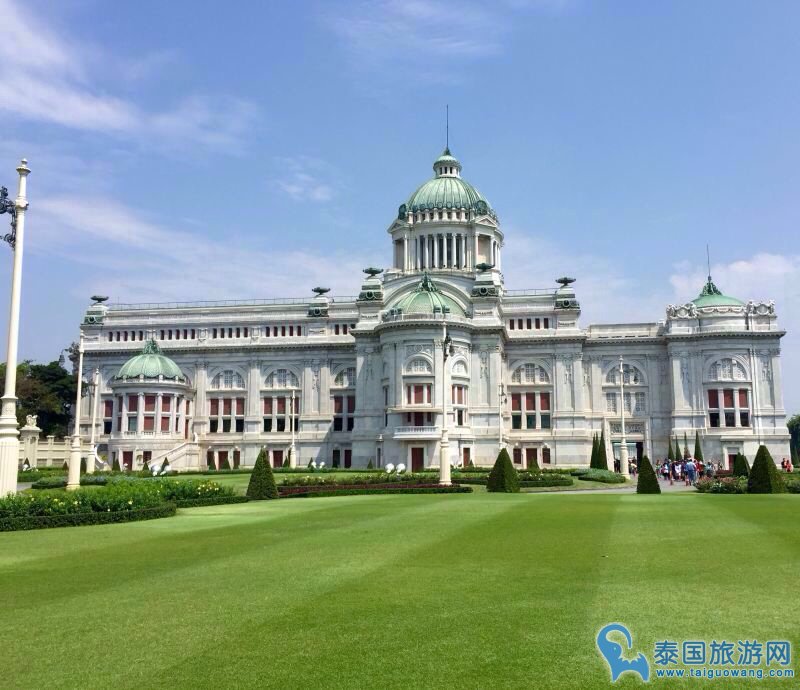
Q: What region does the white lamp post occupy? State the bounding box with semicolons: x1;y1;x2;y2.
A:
87;367;99;474
0;159;31;497
439;322;452;486
618;355;629;476
66;333;85;491
289;388;297;468
498;382;507;450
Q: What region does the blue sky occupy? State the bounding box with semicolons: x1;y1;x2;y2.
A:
0;0;797;411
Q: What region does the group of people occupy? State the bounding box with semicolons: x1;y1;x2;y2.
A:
655;458;716;485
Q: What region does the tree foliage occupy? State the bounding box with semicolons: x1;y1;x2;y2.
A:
636;456;661;494
598;430;609;470
747;445;786;494
732;453;750;478
486;448;519;493
0;359;76;438
694;431;704;462
247;448;278;500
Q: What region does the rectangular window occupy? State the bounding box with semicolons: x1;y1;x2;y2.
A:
540;393;551;411
540;414;551;429
209;419;218;433
343;324;348;335
235;419;244;433
103;420;113;434
128;416;137;432
724;412;736;428
513;448;522;465
526;414;536;429
344;449;352;468
517;319;523;330
512;414;522;430
128;395;139;412
544;318;550;329
222;418;231;433
723;389;734;408
335;324;340;335
738;389;748;408
236;398;245;415
223;398;232;416
535;318;541;329
143;416;155;431
160;416;170;432
414;385;423;404
526;318;532;329
740;411;750;427
161;397;171;412
263;418;272;433
210;399;219;416
264;398;272;415
288;326;293;336
144;395;156;412
511;393;521;411
509;320;515;330
104;400;113;417
709;412;720;428
277;397;285;414
525;393;536;411
708;389;719;408
542;447;551;464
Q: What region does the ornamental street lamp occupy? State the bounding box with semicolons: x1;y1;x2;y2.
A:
66;333;85;490
87;368;100;474
439;323;453;486
0;160;31;497
618;355;630;476
498;382;508;450
289;388;297;468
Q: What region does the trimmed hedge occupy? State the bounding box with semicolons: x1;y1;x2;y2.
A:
695;477;747;494
636;456;661;494
280;472;434;488
577;469;626;484
748;446;786;494
785;481;800;494
281;486;472;499
487;448;519;493
0;503;176;532
175;496;249;508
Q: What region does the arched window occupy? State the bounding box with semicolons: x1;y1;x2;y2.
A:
452;360;468;377
333;366;357;388
265;368;299;389
605;364;645;386
709;358;747;382
210;370;244;390
511;363;550;385
405;358;432;375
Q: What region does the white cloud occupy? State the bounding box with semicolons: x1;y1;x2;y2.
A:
32;194;369;304
0;0;257;152
273;156;339;203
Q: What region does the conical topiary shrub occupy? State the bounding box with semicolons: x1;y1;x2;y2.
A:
527;450;540;472
683;432;690;459
748;445;786;494
160;459;170;474
142;459;150;473
112;457;121;472
590;433;606;470
367;459;374;469
282;457;289;468
667;439;675;462
694;431;704;462
247;448;278;500
589;434;598;467
80;457;87;474
487;448;519;493
598;430;609;470
637;456;661;494
732;453;750;478
220;454;231;471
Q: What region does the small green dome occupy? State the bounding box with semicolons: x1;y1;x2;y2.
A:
389;274;466;316
691;277;744;308
115;340;186;382
402;148;496;220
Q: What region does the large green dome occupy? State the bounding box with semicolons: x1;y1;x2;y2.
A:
389;274;466;317
115;340;186;382
400;148;496;221
691;277;744;308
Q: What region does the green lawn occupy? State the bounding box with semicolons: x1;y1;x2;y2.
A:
2;492;798;688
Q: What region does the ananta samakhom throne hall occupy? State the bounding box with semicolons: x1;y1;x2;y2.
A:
76;148;790;472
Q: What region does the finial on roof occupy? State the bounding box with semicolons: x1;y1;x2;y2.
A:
142;339;161;355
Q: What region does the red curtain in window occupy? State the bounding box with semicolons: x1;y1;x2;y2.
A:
210;399;219;416
160;416;170;432
347;396;356;413
511;393;521;411
223;399;232;415
525;393;536;411
334;396;343;414
277;397;286;414
104;400;113;417
263;398;272;414
738;389;749;407
144;396;156;412
539;393;550;411
236;398;244;415
723;389;734;408
143;416;155;431
414;385;423;404
707;390;719;408
128;395;139;412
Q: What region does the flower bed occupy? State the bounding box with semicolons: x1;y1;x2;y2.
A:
0;482;172;532
280;485;472;498
453;471;572;488
695;477;748;494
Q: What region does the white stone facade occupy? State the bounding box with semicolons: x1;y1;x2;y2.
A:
76;150;791;472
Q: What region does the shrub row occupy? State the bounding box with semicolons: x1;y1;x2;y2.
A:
0;503;176;532
278;482;453;495
17;467;68;481
30;474;112;490
280;472;436;487
280;486;472;499
453;473;573;488
175;496;249;508
577;469;627;484
785;481;800;494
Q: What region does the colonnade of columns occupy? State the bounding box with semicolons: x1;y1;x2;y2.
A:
401;232;479;271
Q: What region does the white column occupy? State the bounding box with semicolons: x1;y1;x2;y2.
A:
433;234;438;268
289;388;297;467
137;393;144;434
171;394;178;436
0;159;31;496
619;356;629;476
440;323;451;486
473;232;479;268
403;234;408;271
156;392;163;436
67;333;85;490
461;234;466;269
449;233;455;268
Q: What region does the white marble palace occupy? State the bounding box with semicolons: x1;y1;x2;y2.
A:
76;147;790;472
